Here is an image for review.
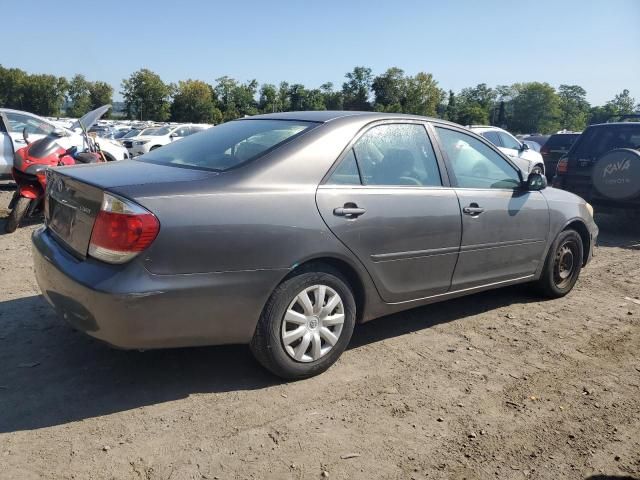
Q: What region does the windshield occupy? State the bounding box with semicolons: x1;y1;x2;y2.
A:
140;127;159;136
123;129;141;138
545;134;580;149
147;126;172;136
71;104;111;131
137;119;318;171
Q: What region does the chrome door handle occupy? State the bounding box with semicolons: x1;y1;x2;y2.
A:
463;204;484;216
334;207;366;218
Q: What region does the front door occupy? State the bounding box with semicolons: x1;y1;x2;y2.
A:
0;112;16;177
433;126;549;290
316;122;461;303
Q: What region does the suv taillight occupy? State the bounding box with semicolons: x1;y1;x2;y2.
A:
556;158;569;175
88;192;159;264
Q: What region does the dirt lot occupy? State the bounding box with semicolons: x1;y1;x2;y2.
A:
0;183;638;480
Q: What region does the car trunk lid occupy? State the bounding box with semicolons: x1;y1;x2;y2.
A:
45;160;217;258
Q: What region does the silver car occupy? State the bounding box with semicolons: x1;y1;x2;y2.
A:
32;111;598;379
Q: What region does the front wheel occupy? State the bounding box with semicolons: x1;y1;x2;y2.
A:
535;229;583;298
250;267;356;379
4;196;31;233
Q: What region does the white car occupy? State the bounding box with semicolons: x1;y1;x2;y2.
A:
0;108;129;178
469;126;545;176
126;124;211;157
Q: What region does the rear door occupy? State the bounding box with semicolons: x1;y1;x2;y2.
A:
316;121;462;303
433;125;549;290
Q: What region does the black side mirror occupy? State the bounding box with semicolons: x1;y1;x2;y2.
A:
520;142;529;151
526;172;547;191
22;127;30;144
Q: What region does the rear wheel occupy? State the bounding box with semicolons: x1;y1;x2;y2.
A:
250;266;356;379
4;197;30;233
535;229;583;298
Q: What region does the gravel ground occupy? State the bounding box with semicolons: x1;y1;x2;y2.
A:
0;183;638;480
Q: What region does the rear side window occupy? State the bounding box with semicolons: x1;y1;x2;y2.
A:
138;119;318;171
352;123;442;186
545;134;580;149
481;131;502;146
571;125;640;159
327;149;361;185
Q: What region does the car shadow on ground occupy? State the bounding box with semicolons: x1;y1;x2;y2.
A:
0;212;634;434
0;284;541;434
595;212;640;251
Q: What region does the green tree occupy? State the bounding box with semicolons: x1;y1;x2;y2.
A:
342;66;373;111
66;74;92;118
121;69;172;121
259;83;278;113
455;83;497;125
372;67;406;112
0;65;29;109
277;81;291;112
89;81;114;114
558;84;590;131
214;76;258;121
320;82;343;110
171;79;219;123
510;82;561;133
444;90;458;121
21;74;68;116
607;89;636;116
402;72;445;117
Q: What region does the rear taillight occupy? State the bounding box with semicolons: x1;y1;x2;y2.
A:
556;158;569;175
88;192;159;264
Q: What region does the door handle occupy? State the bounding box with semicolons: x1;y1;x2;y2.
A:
463;204;484;216
334;206;366;218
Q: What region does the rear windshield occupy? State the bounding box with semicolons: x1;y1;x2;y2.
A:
545;134;580;149
571;125;640;159
137;119;318;171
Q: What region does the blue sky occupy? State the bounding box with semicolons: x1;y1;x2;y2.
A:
3;0;639;105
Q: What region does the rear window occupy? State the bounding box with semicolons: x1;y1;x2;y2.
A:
571;125;640;159
545;134;580;149
137;119;318;171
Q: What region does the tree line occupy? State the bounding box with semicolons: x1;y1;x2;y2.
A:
1;64;638;134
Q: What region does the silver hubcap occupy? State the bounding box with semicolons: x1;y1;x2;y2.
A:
281;285;345;363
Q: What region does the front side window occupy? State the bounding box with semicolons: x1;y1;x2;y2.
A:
138;119;317;171
436;127;521;189
6;113;54;136
499;131;522;150
352;123;442;186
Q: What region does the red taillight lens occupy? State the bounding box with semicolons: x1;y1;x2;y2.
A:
88;193;159;264
556;158;568;174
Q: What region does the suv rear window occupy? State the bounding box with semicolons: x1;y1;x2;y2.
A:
137;119;318;171
545;133;580;149
571;125;640;159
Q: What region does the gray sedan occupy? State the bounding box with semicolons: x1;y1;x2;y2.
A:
32;111;598;379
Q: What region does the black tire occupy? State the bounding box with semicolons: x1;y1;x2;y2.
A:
250;266;356;380
4;197;30;233
536;229;583;298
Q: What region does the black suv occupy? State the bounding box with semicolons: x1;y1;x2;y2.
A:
553;121;640;215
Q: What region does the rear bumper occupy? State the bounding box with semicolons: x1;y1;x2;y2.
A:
553;175;640;212
32;227;287;349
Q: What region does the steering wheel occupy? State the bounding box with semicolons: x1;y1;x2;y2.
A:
398;176;422;186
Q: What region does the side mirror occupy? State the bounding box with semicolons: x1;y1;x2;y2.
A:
526;172;547;191
520;142;530;151
22;127;30;144
170;132;178;138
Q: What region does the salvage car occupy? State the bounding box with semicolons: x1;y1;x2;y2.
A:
126;124;211;156
0;108;128;178
32;111;598;379
470;126;546;177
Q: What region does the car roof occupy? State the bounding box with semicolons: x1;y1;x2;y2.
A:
241;110;459;126
589;122;640;128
